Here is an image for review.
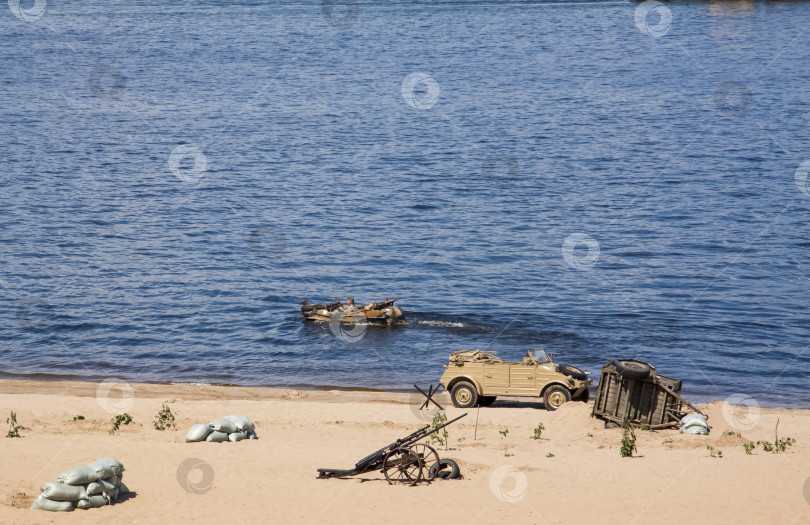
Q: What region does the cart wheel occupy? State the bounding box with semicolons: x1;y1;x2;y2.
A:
410;444;440;481
450;381;479;408
382;447;424;486
615;360;654;379
543;385;572;411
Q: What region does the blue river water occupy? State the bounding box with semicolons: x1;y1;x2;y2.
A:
2;1;809;407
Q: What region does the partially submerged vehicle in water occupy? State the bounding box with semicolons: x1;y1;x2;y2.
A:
300;298;406;326
438;349;592;410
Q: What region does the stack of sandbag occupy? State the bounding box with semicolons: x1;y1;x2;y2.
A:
185;414;257;443
30;457;130;512
679;413;710;435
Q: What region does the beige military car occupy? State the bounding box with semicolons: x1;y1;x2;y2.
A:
438;349;592;410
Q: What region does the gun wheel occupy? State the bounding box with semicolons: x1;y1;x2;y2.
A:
410;444;440;482
382;447;424;486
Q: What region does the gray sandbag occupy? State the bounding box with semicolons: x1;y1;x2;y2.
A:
88;463;115;480
118;481;130;495
248;430;258;440
209;419;238;434
206;430;229;442
57;466;100;485
41;482;87;502
89;458;125;477
87;477;118;497
224;414;255;432
185;423;213;442
76;495;108;509
228;431;247;442
30;494;74;512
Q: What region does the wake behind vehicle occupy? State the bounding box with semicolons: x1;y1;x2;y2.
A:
438;349;592;410
300;298;405;326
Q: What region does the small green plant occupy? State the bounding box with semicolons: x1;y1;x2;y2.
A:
757;440;774;453
428;412;449;450
706;445;723;458
639;425;656;433
457;436;466;443
531;423;545;440
499;428;509;439
6;411;21;438
504;452;514;457
774;436;795;453
723;430;736;436
586;433;593;438
662;437;673;445
73;415;85;421
743;441;755;455
546;453;555;458
153;402;176;431
109;413;133;435
620;417;637;458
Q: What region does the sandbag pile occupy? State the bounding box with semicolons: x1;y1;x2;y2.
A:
679;413;710;435
30;457;129;512
185;414;257;443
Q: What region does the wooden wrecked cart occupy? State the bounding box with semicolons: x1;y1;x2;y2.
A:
317;413;466;485
591;360;705;429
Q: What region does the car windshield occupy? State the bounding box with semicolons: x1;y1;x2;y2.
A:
528;350;551;364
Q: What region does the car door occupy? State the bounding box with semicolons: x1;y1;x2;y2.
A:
482;364;509;395
509;364;538;395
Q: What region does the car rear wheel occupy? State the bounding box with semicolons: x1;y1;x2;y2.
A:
543;385;572;411
478;396;497;407
615;360;654;379
450;381;478;409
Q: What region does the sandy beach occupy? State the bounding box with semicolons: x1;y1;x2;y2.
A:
0;379;807;524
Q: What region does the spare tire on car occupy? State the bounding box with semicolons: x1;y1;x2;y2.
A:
557;364;588;381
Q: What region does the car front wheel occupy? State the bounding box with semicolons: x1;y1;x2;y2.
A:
543;385;572;411
450;381;479;408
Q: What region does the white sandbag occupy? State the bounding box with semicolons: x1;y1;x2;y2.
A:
680;413;708;429
206;431;229;442
30;494;74;512
41;482;87;502
209;419;238;434
86;482;104;496
186;423;213;442
228;431;247;442
89;458;125;477
118;481;130;495
76;495;108;509
224;414;255;432
57;466;100;485
248;430;258;440
88;463;115;480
